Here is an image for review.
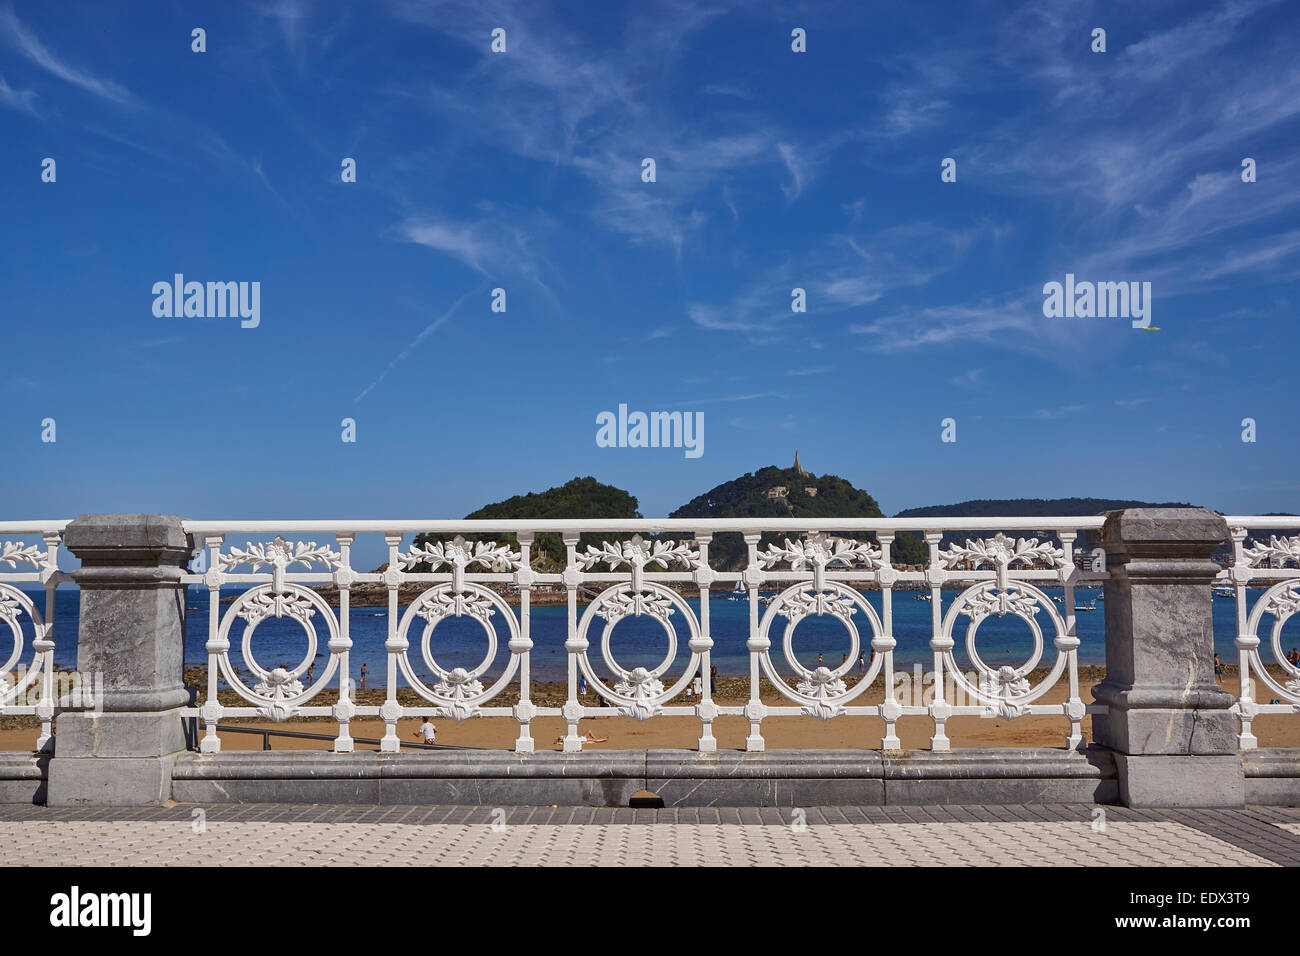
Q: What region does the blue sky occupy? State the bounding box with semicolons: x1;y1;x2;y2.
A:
3;0;1299;545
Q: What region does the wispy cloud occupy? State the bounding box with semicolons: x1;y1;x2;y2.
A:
0;72;36;114
828;0;1300;347
688;220;998;338
0;7;298;211
851;298;1048;352
398;220;492;273
1028;404;1088;420
670;391;783;407
383;0;851;255
0;8;133;107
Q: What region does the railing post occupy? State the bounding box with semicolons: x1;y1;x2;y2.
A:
1094;508;1242;807
47;514;194;806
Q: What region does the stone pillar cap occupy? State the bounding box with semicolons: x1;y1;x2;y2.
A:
1101;508;1228;551
65;514;189;555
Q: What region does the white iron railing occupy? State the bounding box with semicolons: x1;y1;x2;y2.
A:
0;521;71;750
180;517;1113;754
13;515;1296;756
1221;517;1300;749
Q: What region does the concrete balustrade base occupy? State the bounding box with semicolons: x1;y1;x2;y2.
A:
54;711;189;759
3;748;1295;806
47;755;177;807
1113;754;1245;808
169;748;1119;807
1241;749;1300;805
0;754;50;804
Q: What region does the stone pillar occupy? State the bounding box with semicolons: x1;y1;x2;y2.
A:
1093;508;1242;807
47;515;193;806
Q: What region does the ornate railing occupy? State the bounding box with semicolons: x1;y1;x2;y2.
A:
0;521;70;750
181;517;1113;754
1223;517;1300;749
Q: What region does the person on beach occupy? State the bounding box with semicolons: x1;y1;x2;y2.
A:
710;665;718;695
555;730;608;746
1214;653;1222;678
859;652;867;675
692;674;703;700
579;676;587;698
359;664;367;689
415;717;437;745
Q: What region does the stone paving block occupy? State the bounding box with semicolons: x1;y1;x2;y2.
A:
0;806;1292;866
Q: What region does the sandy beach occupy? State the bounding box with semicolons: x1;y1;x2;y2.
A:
3;674;1295;753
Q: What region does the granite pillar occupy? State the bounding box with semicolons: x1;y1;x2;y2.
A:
1093;508;1243;807
46;515;193;805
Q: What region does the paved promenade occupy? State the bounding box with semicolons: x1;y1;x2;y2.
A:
6;804;1300;866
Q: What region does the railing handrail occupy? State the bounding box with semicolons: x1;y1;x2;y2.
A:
1224;516;1300;528
4;515;1294;536
182;517;1112;534
0;521;70;534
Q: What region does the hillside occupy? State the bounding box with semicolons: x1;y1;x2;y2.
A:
669;456;889;569
891;496;1198;556
893;497;1196;519
412;476;640;571
424;479;1285;578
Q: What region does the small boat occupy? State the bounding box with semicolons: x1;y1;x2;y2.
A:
1213;587;1234;598
1077;602;1097;611
915;593;932;602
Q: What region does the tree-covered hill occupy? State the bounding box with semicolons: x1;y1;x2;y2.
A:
413;476;640;571
893;497;1196;519
422;477;1281;578
891;496;1199;558
670;462;889;569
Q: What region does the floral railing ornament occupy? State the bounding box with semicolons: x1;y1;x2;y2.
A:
389;536;526;730
208;548;343;723
0;529;66;751
400;536;522;574
579;534;700;572
205;537;346;733
979;666;1033;720
931;533;1081;744
0;585;51;709
0;542;48;570
752;533;889;724
221;537;343;574
1229;531;1300;747
432;667;486;722
759;533;883;573
1242;535;1300;569
939;532;1066;574
569;535;707;734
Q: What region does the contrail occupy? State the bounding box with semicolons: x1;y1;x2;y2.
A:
353;284;484;402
